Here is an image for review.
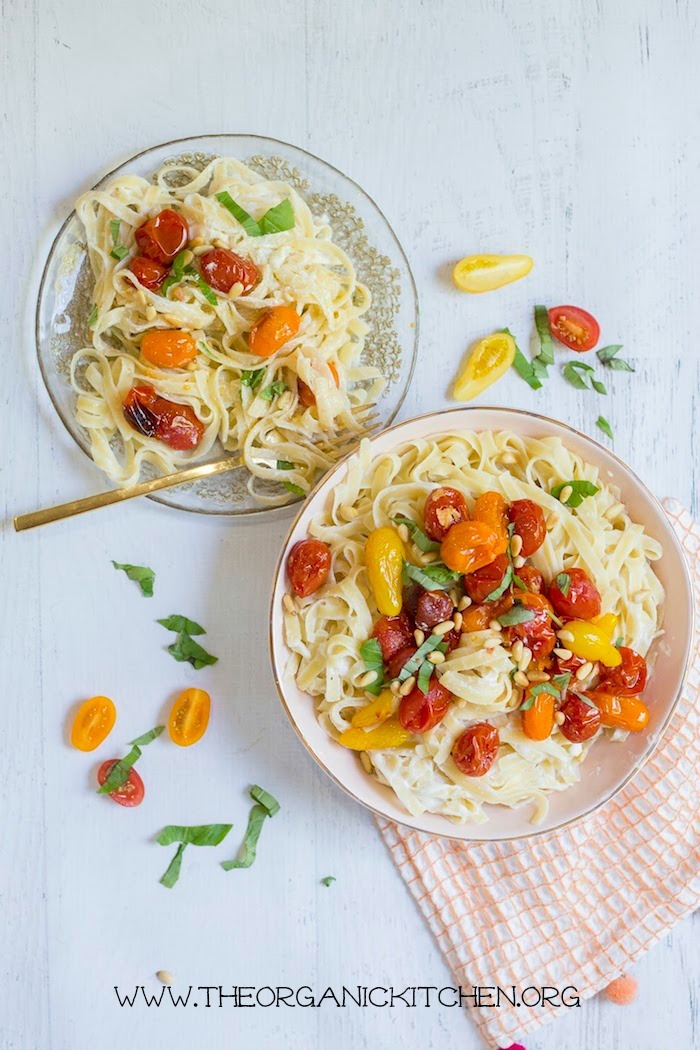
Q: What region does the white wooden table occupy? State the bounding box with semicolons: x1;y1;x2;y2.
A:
2;1;698;1047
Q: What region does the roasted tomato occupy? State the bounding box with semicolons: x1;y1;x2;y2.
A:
464;553;509;603
140;329;198;369
135;209;189;264
553;650;587;676
298;362;339;408
129;255;168;291
558;694;601;742
506;592;556;660
372;613;415;662
472;491;509;542
168;688;211;747
548;567;601;621
286;539;331;598
589;691;650;732
452;722;499;776
399;677;452;733
386;645;417;680
200;247;259;294
598;647;647;695
515;564;545;594
415;589;454;630
97;760;145;807
548;305;600;352
460;604;493;633
423;487;469;542
521;687;555;741
508;499;546;556
122;384;204;450
70;696;116;752
441;521;507;574
249;306;301;357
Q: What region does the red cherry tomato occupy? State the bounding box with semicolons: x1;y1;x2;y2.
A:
286;539;331;598
508;499;546;556
129;255;168;291
386;645;417;680
97;760;145;807
559;695;601;742
548;305;600;352
464;553;509;603
415;589;454;630
372;613;414;662
506;592;556;660
399;677;452;733
553;651;587;676
515;565;545;594
588;690;650;732
200;248;260;294
122;384;204;450
423;487;469;541
598;647;648;695
452;722;499;776
135;209;189;264
548;567;602;620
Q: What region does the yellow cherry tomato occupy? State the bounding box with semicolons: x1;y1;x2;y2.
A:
168;688;211;747
453;331;516;402
351;689;396;729
365;527;405;616
338;717;411;750
563;620;622;668
591;613;618;640
70;695;117;752
452;253;533;294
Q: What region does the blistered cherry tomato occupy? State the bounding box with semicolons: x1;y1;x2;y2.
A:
70;695;116;752
559;694;601;742
97;760;145;807
598;647;647;695
399;677;452;733
286;539;331;598
135;209;189;264
386;645;417;680
415;590;454;630
509;499;546;556
372;613;414;662
122;384;204;450
506;592;556;660
423;487;469;542
548;305;600;352
129;255;168;291
452;722;500;776
200;248;259;294
515;565;546;594
553;650;587;675
441;521;507;574
521;687;555;741
168;688;210;747
589;690;650;732
472;491;509;542
464;553;509;603
459;604;492;633
249;306;301;357
298;362;340;408
548;567;601;621
141;329;198;369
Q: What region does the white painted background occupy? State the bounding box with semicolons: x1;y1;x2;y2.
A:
2;1;698;1048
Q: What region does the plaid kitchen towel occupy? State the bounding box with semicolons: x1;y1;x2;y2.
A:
378;499;700;1048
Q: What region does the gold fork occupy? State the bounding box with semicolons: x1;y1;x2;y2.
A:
14;406;380;532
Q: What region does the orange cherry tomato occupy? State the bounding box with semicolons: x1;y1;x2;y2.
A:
464;553;509;603
472;491;509;542
97;760;144;807
505;592;557;660
70;695;117;752
588;691;650;732
141;329;198;369
135;209;189;264
298;362;339;407
129;255;168;290
287;538;331;597
516;564;546;594
508;499;546;556
423;487;469;541
249;306;301;358
598;647;648;695
200;248;259;294
452;722;499;776
123;384;204;450
460;604;493;633
168;688;211;747
521;687;555;741
548;567;601;621
441;520;507;574
548;305;600;352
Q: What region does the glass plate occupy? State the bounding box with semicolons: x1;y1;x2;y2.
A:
36;134;419;517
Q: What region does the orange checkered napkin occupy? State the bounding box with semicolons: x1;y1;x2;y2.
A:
378;500;700;1049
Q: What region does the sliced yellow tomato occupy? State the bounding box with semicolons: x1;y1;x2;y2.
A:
453;331;516;402
452;254;533;293
168;687;210;746
70;695;117;751
338;717;411;751
351;689;396;729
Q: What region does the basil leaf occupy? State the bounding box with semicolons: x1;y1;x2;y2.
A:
167;631;218;670
130;725;165;747
532;305;554;376
157;824;233;847
110;244;129;261
360;637;385;694
573;690;598;709
250;784;280;817
510;325;543;390
596;416;614;441
221;804;268;870
402;561;461;590
277;460;295;470
591;378;607;395
258;199;295;235
260;380;287;402
187;269;218;305
87;304;98;328
614;636;623;649
551;480;600;508
391;515;440;553
497;603;535;626
215;191;262;237
160;843;187;888
109;219;121;243
552;672;572;693
513;574;527;590
597;345;635;372
160;250;189;297
554;572;571;597
157;614;205;635
485;562;513;602
398;636;448;682
416;660;434;695
321;876;336;887
112;560;155;597
241;368;265;391
97;745;141;794
283;481;305;497
562;361;594;390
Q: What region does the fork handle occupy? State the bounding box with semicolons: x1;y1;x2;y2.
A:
14;458;238;532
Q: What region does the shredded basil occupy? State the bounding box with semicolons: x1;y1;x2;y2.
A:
215;191;261;237
250;784;280;817
532;305;554;379
87;304;98;328
258;198;295;234
167;632;218;670
260;381;287;402
596;345;635;372
112;560;155;597
160;250;189;297
109;219;129;260
321;876;336;887
402;561;461;591
551;480;600;508
359;638;385;696
391;516;440;553
552;672;572;693
497;602;535;626
97;745;141;795
157;824;233;889
509;326;543;390
596;415;614;441
554;572;571;597
613;636;623;649
562;360;595;390
591;377;607;395
276;460;295;470
416;659;434;695
398;636;447;682
221;786;279;871
131;725;165;747
241;368;265;392
520;681;559;710
283;481;305;497
157;614;205;635
160;843;186;888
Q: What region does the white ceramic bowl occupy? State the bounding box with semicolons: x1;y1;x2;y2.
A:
269;407;694;841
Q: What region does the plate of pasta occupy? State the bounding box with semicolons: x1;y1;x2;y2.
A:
269;407;693;840
36;135;418;514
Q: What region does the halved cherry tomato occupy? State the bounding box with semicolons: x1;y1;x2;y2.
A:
453;331;516;401
298;362;340;408
423;487;469;542
521;687;555;741
506;592;556;660
200;248;259;294
452;722;500;776
548;567;601;621
123;384;204;450
558;695;600;742
386;645;417;680
588;691;650;732
452;254;533;294
415;589;454;630
598;647;647;695
97;760;145;807
168;688;210;747
135;209;189;265
70;695;116;752
141;329;198;369
472;491;509;542
129;255;168;291
509;499;546;556
464;553;509;603
516;565;545;594
441;520;507;574
372;613;414;662
460;604;493;633
548;305;600;352
286;538;331;598
249;306;301;357
399;677;452;733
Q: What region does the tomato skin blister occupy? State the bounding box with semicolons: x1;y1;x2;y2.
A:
423;487;469;541
452;722;500;776
286;539;331;598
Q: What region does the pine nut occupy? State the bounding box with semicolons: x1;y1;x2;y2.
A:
449;588;460;607
163;313;182;326
510;534;523;557
432;620;455;636
420;551;438;565
513;670;529;688
458;596;472;611
489;619;503;632
427;651;445;665
527;669;551;683
513;555;526;569
557;630;575;644
390;680;401;695
192;243;209;255
554;647;572;660
518;648;533;672
414;628;425;646
511;639;524;662
181;249;195;266
136;289;148;306
501;452;517;465
145;305;157;321
452;611;463;632
189;236;204;248
399;676;416;696
397;523;409;543
156;971;174;985
282;594;296;614
555;711;565;726
558;485;573;504
575;661;593;682
358;670;378;687
546;511;558;529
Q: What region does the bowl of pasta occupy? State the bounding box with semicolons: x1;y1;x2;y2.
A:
269;407;693;840
35;134;418;515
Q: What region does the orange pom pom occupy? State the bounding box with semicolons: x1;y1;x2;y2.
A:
604;975;638;1005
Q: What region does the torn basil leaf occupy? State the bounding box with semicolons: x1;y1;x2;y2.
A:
485;562;513;602
157;614;205;635
241;368;265;391
596;345;635;372
596;416;614;441
554;572;571;597
283;481;305;497
157;823;233;847
215;191;261;237
258;198;295;235
591;378;607;395
112;561;155;597
250;784;280;817
277;460;295;470
520;681;559;709
509;326;543;391
398;637;447;683
321;876;336;887
532;305;554;378
97;744;141;794
402;561;461;591
160;843;187;888
562;360;594;390
416;659;434;695
260;381;287;401
221;787;279;871
497;603;535;626
130;725;165;747
551;480;600;508
359;638;385;695
391;515;440;553
552;672;572;693
167;631;218;670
